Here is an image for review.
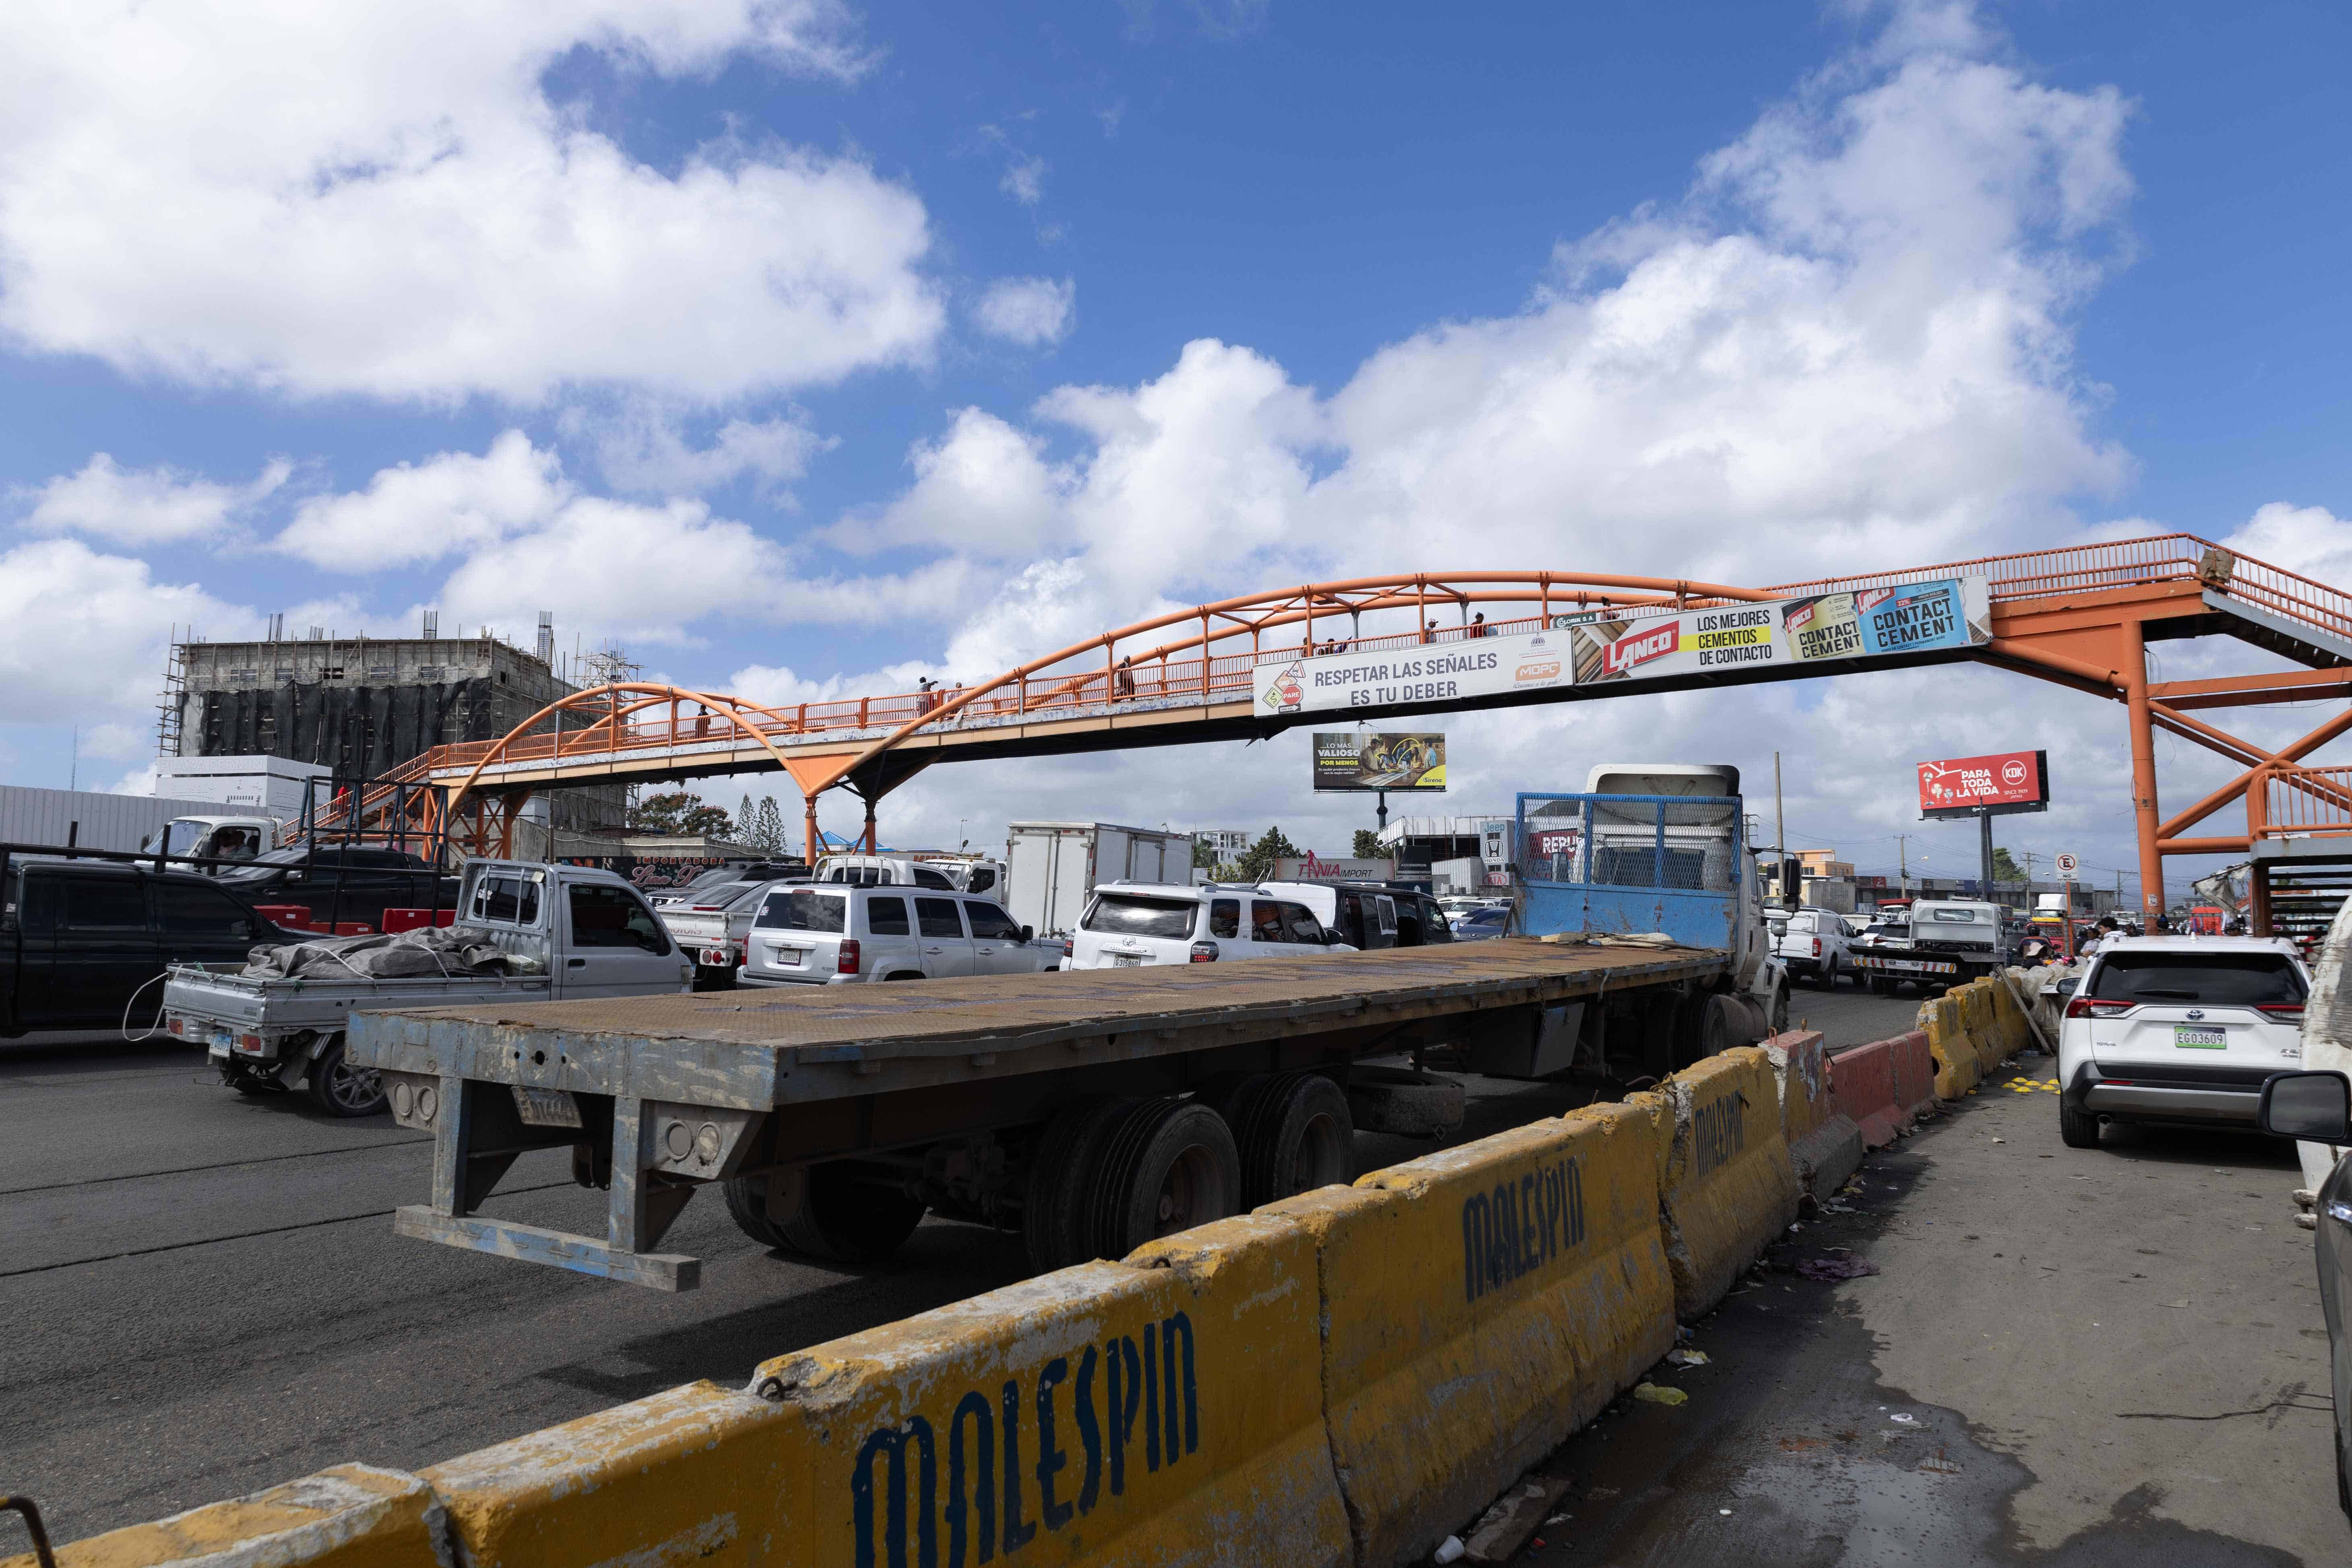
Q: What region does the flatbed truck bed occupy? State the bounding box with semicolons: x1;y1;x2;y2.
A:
349;938;1736;1289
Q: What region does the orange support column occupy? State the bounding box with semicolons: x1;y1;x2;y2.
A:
2122;620;2166;917
804;796;821;865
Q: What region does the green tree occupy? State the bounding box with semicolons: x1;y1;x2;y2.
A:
1991;847;2025;883
1192;836;1220;870
630;789;734;839
1234;825;1302;882
1352;828;1384;859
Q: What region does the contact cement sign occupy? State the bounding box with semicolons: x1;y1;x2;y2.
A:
1253;576;1990;718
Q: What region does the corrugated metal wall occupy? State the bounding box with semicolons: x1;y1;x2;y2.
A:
0;787;228;853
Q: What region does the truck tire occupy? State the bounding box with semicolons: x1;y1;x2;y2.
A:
1769;980;1790;1035
1345;1065;1465;1139
1079;1098;1242;1261
1699;993;1761;1060
1022;1096;1143;1273
1229;1072;1353;1207
1866;973;1892;996
2059;1100;2101;1150
304;1036;386;1117
723;1162;926;1263
222;1061;283;1097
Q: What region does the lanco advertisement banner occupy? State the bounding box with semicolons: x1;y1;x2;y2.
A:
1254;577;1989;720
1311;731;1447;792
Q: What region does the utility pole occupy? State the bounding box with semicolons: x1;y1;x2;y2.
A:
1774;751;1791;911
1895;833;1911;898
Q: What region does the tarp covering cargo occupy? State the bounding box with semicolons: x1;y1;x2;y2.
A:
242;926;536;981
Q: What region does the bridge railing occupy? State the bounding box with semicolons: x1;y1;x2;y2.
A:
2249;764;2352;841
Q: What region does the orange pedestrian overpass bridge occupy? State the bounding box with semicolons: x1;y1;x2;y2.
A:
345;534;2352;917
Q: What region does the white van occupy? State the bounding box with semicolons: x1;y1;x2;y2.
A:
737;884;1059;985
1066;882;1356;969
1254;881;1457;950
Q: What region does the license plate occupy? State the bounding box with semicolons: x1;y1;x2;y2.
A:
1112;953;1146;967
1885;960;1934;973
208;1043;230;1061
2174;1026;2227;1050
771;946;807;965
210;1029;234;1051
512;1085;583;1128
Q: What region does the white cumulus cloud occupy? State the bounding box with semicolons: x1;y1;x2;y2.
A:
275;431;568;569
973;277;1077;347
0;539;250;722
18;454;289;544
0;1;942;403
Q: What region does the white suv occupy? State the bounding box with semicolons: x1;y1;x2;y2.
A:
1066;882;1357;969
737;885;1060;985
2057;935;2309;1148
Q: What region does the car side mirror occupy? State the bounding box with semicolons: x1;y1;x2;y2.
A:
139;833;153;851
2055;977;2080;997
2259;1071;2352;1142
1020;925;1034;944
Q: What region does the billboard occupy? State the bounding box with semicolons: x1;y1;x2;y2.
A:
1256;576;1990;719
1916;749;2050;819
1311;731;1446;791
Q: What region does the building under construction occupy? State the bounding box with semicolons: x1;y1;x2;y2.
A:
158;614;626;838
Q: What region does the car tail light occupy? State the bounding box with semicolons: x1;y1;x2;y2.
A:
739;936;750;966
1060;936;1074;959
236;1033;265;1053
837;938;861;975
2258;1002;2306;1018
1810;937;1821;957
167;1016;184;1036
2064;997;2133;1019
1189;940;1220;963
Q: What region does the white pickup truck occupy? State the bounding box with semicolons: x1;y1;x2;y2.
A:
161;860;691;1116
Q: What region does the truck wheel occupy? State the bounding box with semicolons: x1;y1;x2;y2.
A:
1866;974;1891;996
1022;1097;1143;1273
1769;981;1790;1035
304;1037;386;1117
1698;994;1761;1061
723;1163;926;1263
1345;1065;1466;1139
1229;1072;1353;1207
222;1061;282;1097
1080;1098;1241;1260
2059;1101;2101;1150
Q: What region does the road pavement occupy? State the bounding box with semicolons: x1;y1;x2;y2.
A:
1522;1046;2343;1565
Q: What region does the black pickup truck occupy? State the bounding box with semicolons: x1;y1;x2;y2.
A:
1;858;292;1036
213;845;459;930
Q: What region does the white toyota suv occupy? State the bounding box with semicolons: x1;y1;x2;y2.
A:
2057;935;2309;1148
1066;882;1357;969
736;884;1060;985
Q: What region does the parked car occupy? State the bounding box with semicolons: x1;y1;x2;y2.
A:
2056;935;2309;1148
1064;882;1356;969
1256;881;1453;948
1856;919;1908;950
737;884;1059;985
1452;905;1511;942
1775;906;1852;988
2;855;297;1035
213;845;457;930
657;870;810;987
649;861;804;909
2256;1070;2352;1516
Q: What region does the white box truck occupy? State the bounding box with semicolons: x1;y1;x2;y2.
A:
1005;821;1190;937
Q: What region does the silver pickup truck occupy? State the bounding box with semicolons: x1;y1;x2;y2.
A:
162;860;692;1116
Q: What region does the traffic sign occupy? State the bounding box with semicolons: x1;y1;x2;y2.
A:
2055;852;2079;880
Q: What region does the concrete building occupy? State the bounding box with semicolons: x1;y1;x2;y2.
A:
160;624;624;835
1374;814;1514;883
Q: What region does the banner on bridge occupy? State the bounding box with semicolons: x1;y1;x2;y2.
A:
1253;575;1989;718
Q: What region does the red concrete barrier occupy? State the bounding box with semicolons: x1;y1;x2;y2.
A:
381;909;457;933
1830;1039;1908;1149
1888;1029;1937;1118
253;904;312;929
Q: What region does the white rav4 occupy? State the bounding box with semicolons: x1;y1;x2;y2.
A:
1066;882;1357;969
2057;935;2309;1149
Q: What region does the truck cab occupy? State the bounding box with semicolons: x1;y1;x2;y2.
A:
147;814;284;868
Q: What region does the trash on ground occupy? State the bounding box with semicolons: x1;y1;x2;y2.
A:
1667;1348;1711;1367
1433;1536;1466;1565
1889;1412;1920;1425
1797;1255;1881;1281
1633;1382;1689;1406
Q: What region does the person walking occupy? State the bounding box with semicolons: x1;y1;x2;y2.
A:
1468;612;1488;638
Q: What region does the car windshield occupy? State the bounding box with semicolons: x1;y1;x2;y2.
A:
1463;908;1505;926
2088;950;2304;1006
1082;894;1198;939
754;889;846;933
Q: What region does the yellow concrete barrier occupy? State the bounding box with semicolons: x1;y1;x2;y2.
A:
1262;1098;1672;1568
0;1466;445;1568
1919;993;1977;1099
1763;1029;1863;1201
1990;972;2031;1055
1961;981;2006;1074
1655;1046;1800;1318
425;1212;1348;1568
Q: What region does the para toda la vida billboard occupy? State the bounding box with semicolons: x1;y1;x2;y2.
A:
1252;575;1991;718
1916;748;2050;819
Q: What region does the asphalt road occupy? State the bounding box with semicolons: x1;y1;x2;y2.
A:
0;1014;1682;1544
1515;1047;2344;1566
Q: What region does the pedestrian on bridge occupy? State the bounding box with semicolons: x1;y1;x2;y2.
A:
1115;656;1135;698
1469;612;1489;637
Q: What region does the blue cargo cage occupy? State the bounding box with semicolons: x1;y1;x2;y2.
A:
1514;791;1746;950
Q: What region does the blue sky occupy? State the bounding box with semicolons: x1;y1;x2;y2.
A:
1;0;2345;895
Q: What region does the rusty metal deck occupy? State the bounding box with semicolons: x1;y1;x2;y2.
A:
347;939;1724;1109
